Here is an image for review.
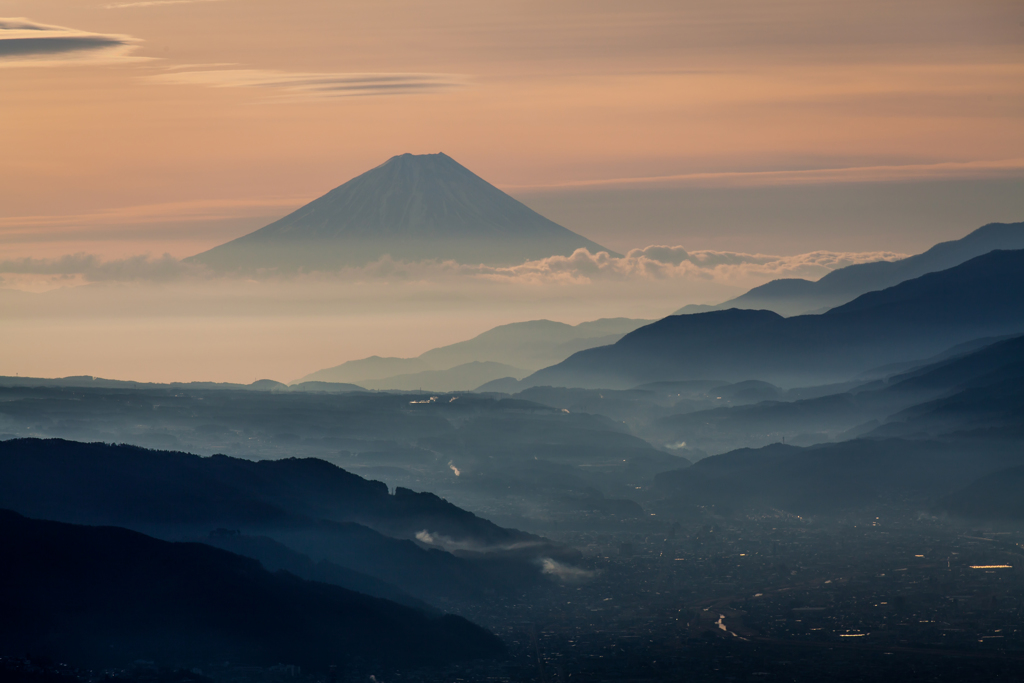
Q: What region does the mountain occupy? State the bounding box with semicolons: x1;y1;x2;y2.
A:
0;438;547;602
675;222;1024;316
358;361;528;392
296;317;651;386
647;335;1024;454
187;153;617;270
0;388;685;531
524;249;1024;389
0;509;503;671
650;436;1024;517
937;464;1024;520
0;375;365;393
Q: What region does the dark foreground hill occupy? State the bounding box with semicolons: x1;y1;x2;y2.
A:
188;153;615;270
0;438;557;603
0;510;503;671
675;221;1024;316
526;249;1024;389
0;438;527;545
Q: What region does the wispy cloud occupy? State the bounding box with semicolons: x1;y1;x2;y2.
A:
0;17;144;66
0;197;302;231
539;557;594;581
506;158;1024;191
149;68;468;100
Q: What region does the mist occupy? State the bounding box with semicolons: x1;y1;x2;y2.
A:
0;245;900;383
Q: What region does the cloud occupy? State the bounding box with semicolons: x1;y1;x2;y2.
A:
450;246;907;286
414;530;546;554
149;68;468;100
0;246;906;289
505;158;1024;191
0;253;192;282
538;558;594;581
0;18;143;66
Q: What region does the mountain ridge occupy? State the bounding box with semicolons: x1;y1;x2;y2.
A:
523;249;1024;389
675;222;1024;316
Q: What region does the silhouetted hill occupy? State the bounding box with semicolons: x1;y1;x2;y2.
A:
525;250;1024;389
188;153;616;270
651;437;1024;516
0;438;549;602
648;335;1024;453
674;222;1024;316
0;375;365;394
287;380;367;392
359;361;528;392
202;530;437;612
0;389;683;532
297;317;651;386
0;510;503;671
0;438;524;544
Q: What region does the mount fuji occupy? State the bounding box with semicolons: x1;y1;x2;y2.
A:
188;153;617;270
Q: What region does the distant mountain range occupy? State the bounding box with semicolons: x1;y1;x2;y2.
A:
524;249;1024;389
187;153;616;271
0;509;503;671
647;333;1024;455
675;222;1024;317
296;317;651;389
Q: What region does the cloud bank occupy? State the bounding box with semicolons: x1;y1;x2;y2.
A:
0;18;143;66
0;247;905;287
0;253;187;283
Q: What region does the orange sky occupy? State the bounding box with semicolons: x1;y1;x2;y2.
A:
1;0;1023;258
2;1;1024;383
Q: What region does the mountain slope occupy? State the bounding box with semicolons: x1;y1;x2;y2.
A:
651;436;1024;516
675;222;1024;316
0;510;503;670
647;334;1024;454
358;361;528;392
524;249;1024;389
0;438;547;602
188;153;616;270
296;317;651;386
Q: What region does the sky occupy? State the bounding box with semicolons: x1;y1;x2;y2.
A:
1;0;1023;382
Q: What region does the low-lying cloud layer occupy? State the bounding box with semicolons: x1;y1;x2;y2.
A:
468;246;907;285
0;247;905;288
0;253;186;283
0;18;143;66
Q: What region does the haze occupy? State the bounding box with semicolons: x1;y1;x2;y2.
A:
3;3;1024;682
